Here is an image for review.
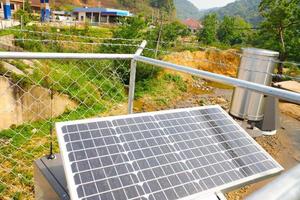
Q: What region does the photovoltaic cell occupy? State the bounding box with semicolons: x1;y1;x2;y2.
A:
56;105;283;200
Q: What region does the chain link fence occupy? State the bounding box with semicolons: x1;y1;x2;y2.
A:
0;56;132;199
0;32;146;200
0;29;299;200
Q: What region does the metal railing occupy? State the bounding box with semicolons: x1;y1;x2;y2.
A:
246;164;300;200
131;55;300;105
0;47;299;199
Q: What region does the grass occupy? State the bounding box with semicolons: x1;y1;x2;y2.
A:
7;60;28;71
163;73;188;92
0;104;107;199
0;55;127;199
135;73;187;98
134;73;188;110
0;25;114;54
0;92;125;199
283;64;300;79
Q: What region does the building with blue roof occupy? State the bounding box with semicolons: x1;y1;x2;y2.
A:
72;7;132;24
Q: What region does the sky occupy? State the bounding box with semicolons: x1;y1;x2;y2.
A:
188;0;236;10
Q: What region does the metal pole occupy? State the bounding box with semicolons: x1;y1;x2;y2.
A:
21;15;23;30
128;40;147;114
135;55;300;105
246;164;300;200
155;11;163;58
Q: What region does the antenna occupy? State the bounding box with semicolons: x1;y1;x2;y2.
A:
47;74;55;160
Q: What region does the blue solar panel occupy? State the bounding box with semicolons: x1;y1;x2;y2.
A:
56;105;283;200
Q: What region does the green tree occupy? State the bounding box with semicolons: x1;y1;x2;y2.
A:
234;16;253;44
13;0;33;26
258;0;300;74
147;21;190;45
218;16;252;45
217;16;235;45
14;10;32;26
118;0;137;9
24;0;32;13
162;21;190;41
113;17;147;40
100;17;157;84
198;14;218;45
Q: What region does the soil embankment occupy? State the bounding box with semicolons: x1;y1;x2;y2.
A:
0;76;77;130
163;49;240;77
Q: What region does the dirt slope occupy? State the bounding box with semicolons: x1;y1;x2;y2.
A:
163;50;240;78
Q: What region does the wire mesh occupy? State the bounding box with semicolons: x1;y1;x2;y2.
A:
0;57;130;199
0;29;299;199
0;28;299;81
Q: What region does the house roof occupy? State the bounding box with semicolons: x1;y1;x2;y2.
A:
73;7;106;13
182;18;202;30
12;0;41;7
73;7;132;16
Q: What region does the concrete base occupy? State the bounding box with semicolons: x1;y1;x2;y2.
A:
261;130;277;136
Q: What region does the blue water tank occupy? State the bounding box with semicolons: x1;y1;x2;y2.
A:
45;8;51;21
41;8;45;21
4;3;11;20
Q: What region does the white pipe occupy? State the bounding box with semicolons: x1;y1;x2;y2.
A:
135;55;300;105
246;164;300;200
128;40;147;114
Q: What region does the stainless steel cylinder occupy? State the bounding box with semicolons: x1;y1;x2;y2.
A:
230;48;279;121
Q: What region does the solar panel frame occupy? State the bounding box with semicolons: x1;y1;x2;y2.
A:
55;105;283;200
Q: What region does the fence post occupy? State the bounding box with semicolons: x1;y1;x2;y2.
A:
128;40;147;114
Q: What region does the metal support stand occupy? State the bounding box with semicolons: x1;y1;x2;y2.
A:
257;96;280;135
127;40;147;114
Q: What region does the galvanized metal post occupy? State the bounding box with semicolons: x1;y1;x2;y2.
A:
128;40;147;114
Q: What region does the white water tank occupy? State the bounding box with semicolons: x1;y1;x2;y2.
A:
230;48;279;121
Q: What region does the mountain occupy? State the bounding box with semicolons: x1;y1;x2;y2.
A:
198;0;262;26
174;0;201;20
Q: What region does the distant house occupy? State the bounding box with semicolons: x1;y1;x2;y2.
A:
52;10;72;22
72;7;132;25
182;18;203;33
0;0;41;19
